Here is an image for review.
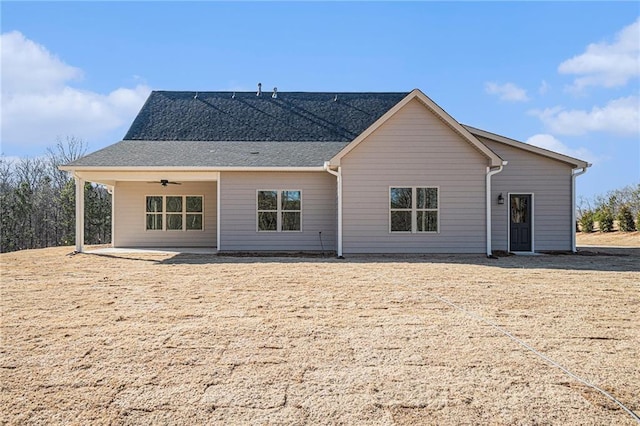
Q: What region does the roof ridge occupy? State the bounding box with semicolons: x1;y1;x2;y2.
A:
152;90;411;95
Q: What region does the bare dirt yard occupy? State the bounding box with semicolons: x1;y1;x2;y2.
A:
576;230;639;247
1;245;639;425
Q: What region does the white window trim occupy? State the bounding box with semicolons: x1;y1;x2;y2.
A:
184;195;205;232
145;195;205;232
145;195;164;232
166;196;185;232
389;186;440;234
256;189;302;233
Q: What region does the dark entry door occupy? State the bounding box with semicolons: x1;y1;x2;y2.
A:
510;194;532;252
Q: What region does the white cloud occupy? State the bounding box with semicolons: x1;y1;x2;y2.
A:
526;134;598;164
530;96;640;136
0;31;82;96
0;31;150;152
558;18;640;91
538;80;550;95
485;82;530;102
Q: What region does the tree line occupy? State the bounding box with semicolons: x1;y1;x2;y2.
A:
578;184;639;233
1;137;111;253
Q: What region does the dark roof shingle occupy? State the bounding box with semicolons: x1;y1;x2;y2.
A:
124;91;409;142
66;140;350;168
66;90;410;168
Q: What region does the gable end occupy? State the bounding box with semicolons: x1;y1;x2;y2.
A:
329;89;503;167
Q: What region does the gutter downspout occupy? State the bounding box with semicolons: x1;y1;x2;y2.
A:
486;162;507;258
571;166;589;253
324;162;343;258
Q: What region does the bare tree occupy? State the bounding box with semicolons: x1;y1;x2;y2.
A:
1;137;110;253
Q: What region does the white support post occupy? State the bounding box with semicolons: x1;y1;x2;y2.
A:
75;176;85;252
110;185;115;247
216;177;221;252
336;167;343;258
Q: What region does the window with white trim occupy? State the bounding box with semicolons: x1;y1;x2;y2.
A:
390;187;438;233
146;196;163;230
257;190;301;232
146;195;203;231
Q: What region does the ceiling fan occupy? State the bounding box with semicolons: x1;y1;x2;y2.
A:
147;179;182;187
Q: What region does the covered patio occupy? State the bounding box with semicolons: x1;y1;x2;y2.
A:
67;170;220;252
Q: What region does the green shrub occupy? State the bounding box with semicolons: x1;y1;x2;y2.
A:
596;209;614;232
579;210;595;233
617;205;637;232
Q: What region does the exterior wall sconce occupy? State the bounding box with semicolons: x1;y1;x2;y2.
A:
497;193;505;205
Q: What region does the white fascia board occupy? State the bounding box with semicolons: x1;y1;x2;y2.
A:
61;167;326;184
71;170;220;184
464;125;591;169
329;88;503;167
59;166;326;172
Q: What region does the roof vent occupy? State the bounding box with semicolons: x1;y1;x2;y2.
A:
194;91;198;99
272;87;278;99
257;83;262;96
232;92;236;99
333;94;338;102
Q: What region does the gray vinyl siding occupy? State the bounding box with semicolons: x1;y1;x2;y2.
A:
219;172;336;251
113;181;217;247
480;137;574;251
341;99;489;254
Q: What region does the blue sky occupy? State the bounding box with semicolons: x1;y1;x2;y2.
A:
1;1;639;200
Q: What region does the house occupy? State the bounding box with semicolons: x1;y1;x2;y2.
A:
61;88;590;256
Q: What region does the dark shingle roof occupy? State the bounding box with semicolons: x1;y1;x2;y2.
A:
66;140;350;168
124;91;409;142
65;90;410;168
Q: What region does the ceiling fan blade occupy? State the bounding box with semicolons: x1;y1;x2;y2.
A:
144;180;181;186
